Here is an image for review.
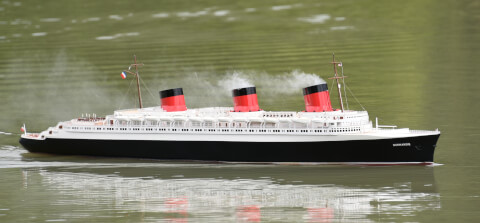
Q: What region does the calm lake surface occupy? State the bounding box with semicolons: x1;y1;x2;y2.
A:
1;0;479;222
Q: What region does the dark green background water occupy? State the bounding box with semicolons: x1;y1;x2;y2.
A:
1;0;479;222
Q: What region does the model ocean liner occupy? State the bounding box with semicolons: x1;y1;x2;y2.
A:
19;56;440;164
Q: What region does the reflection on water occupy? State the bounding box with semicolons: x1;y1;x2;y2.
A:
0;148;439;222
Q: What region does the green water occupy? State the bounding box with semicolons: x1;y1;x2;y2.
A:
1;0;479;222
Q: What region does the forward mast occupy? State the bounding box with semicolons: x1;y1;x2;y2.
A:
122;55;144;109
329;54;347;112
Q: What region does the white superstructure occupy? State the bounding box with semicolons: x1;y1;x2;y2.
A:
27;106;437;142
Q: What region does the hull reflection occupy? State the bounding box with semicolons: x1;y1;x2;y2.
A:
19;162;440;222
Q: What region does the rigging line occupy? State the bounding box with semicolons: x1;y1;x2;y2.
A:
344;82;349;110
118;78;136;110
345;84;367;111
329;78;335;100
341;65;349;110
139;77;158;106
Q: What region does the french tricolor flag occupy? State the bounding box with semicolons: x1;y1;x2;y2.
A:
121;71;127;79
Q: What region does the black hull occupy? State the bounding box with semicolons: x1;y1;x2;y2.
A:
19;134;440;163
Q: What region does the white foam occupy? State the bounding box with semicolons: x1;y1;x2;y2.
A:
177;11;208;18
152;13;169;18
32;32;47;37
245;8;256;12
298;14;331;24
95;32;140;40
213;10;229;17
10;19;31;25
82;17;101;23
40;18;61;22
109;15;123;20
272;5;292;11
124;32;139;36
335;17;346;21
96;36;115;40
330;26;354;31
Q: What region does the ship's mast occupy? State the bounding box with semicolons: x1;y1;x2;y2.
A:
329;53;347;112
123;55;144;109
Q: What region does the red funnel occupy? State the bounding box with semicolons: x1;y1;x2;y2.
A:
232;86;260;112
303;83;333;112
160;88;187;112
